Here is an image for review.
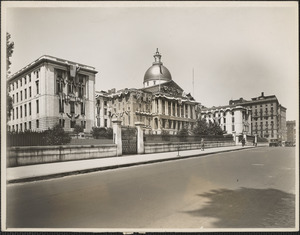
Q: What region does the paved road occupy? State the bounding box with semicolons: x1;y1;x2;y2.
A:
6;147;296;229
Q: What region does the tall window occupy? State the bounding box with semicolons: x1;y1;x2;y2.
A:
29;121;31;130
36;100;39;113
25;89;27;99
24;122;27;130
81;102;85;115
20;91;23;101
16;93;18;102
104;119;107;127
12;109;14;120
20;106;22;118
81;121;86;129
29;102;31;115
24;104;27;117
59;119;65;127
16;107;18;119
29;87;32;97
36;81;39;94
24;76;27;84
70;120;76;128
13;94;15;103
36;70;39;79
36;120;39;128
59;99;64;113
70;101;75;114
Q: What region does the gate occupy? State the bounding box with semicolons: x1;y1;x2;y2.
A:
122;126;137;154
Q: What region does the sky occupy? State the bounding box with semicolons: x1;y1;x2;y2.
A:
4;1;298;120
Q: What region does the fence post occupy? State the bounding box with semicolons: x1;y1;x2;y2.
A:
135;122;144;154
112;118;122;156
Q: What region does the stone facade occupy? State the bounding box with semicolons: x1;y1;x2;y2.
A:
229;92;287;141
201;105;252;136
286;120;296;145
7;55;97;133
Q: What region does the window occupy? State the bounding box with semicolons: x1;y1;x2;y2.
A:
104;119;107;127
70;120;76;128
59;99;64;113
232;117;235;123
70;101;75;114
29;87;32;97
232;125;235;131
25;89;27;99
20;123;22;132
104;101;107;106
24;76;27;84
20;106;22;118
81;121;86;129
16;124;18;132
12;94;15;103
36;120;39;128
12;83;14;90
36;81;39;94
16;107;18;119
59;119;65;127
36;70;39;79
16;93;18;102
104;108;107;115
12;109;14;120
29;121;31;130
29;102;31;115
81;102;85;115
97;118;100;127
36;100;39;113
24;104;27;117
24;122;27;130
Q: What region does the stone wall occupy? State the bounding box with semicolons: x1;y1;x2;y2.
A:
7;144;117;167
144;140;235;154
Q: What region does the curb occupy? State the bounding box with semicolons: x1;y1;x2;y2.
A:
7;146;255;184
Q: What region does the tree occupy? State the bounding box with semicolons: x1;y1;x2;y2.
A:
7;93;13;122
207;120;224;135
7;32;14;123
44;124;71;145
73;124;84;138
7;32;14;76
193;118;209;135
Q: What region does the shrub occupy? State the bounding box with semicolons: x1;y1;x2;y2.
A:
73;124;84;138
44;124;71;145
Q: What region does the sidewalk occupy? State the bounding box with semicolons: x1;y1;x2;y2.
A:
7;145;256;183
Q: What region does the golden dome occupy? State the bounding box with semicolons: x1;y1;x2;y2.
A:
143;49;172;84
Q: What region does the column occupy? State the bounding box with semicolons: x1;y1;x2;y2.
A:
183;104;186;118
158;99;162;114
135;122;144;154
112;118;122;156
188;105;191;118
170;101;173;116
165;100;168;115
175;102;178;117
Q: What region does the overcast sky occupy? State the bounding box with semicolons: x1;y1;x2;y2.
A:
4;2;298;120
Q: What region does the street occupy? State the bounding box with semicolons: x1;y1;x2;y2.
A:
6;147;296;229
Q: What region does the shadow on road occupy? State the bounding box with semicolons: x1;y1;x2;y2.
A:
184;187;295;228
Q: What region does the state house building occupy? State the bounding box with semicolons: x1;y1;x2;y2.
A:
7;55;97;133
95;49;201;134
